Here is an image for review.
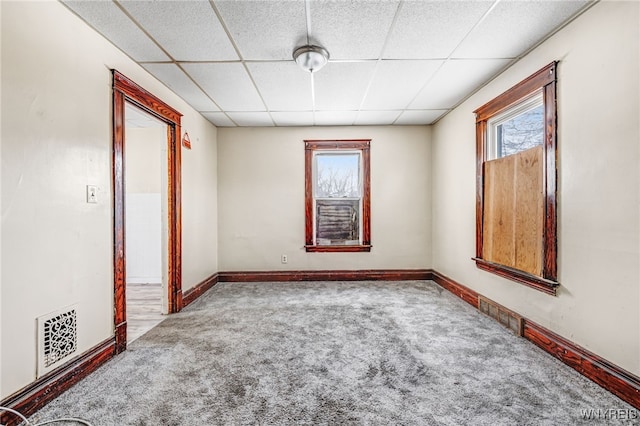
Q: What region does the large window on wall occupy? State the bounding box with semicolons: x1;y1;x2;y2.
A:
473;62;559;295
305;140;371;252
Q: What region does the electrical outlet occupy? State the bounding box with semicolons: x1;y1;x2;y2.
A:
86;185;98;204
281;254;288;264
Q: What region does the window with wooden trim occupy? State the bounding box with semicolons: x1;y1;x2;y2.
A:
305;140;371;252
473;62;559;295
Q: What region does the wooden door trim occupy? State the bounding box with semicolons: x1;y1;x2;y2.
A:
112;70;183;353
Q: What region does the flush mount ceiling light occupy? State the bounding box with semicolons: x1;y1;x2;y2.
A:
293;45;329;73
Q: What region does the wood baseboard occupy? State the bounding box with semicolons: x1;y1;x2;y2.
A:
0;273;220;424
524;320;640;409
182;273;219;307
0;338;116;426
431;270;480;308
431;270;640;410
7;268;636;424
218;269;434;283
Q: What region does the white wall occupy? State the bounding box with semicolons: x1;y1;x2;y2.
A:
125;127;164;284
125;193;162;284
0;0;218;398
181;118;219;290
217;126;431;271
431;1;639;375
125;127;164;194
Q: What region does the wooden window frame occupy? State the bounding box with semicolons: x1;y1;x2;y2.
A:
305;139;371;253
473;62;559;295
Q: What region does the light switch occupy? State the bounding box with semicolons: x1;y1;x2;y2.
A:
86;185;98;204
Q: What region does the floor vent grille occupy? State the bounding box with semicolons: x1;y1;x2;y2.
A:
478;296;523;336
37;306;78;377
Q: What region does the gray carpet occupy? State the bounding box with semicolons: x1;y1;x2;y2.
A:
28;280;636;425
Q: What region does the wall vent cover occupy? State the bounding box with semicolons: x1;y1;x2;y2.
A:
37;306;78;377
478;296;523;336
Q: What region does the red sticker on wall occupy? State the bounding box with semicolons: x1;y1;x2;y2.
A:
182;132;192;149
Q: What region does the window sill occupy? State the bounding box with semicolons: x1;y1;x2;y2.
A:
472;258;559;296
306;245;372;253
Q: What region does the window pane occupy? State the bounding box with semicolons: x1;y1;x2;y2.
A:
316;199;359;245
315;154;360;198
497;104;544;157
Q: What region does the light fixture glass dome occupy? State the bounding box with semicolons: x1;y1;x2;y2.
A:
293;45;329;73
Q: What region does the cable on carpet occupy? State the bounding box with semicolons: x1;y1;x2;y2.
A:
1;406;94;426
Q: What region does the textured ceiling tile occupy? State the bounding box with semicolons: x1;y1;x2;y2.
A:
64;0;591;127
452;1;591;59
226;112;275;127
383;1;493;59
143;63;219;112
119;0;238;61
182;63;266;112
246;62;312;111
410;59;511;110
214;0;306;60
310;0;400;60
202;112;236;127
361;60;443;110
354;111;402;126
314;111;358;126
271;112;315;127
62;1;169;61
395;110;448;125
314;62;377;111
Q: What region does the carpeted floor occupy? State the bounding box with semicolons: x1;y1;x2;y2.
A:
28;280;636;425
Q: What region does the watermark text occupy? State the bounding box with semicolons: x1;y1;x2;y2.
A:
581;408;638;420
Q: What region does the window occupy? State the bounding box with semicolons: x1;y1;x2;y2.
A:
473;62;559;295
305;140;371;252
487;94;544;159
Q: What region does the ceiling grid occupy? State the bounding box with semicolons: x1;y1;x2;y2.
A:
62;0;596;127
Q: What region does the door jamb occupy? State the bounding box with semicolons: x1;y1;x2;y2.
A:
112;70;183;354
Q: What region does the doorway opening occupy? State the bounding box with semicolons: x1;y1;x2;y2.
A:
112;70;183;353
124;103;167;343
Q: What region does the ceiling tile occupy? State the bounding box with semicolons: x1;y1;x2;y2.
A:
182;63;266;112
310;0;400;60
452;1;591;59
226;112;275;127
62;1;169;61
354;111;402;126
383;1;493;59
314;62;377;111
63;0;590;127
361;60;443;110
314;111;358;126
271;112;315;127
119;0;238;61
395;110;448;126
214;0;306;60
410;59;511;110
143;63;219;112
202;112;235;127
246;62;312;111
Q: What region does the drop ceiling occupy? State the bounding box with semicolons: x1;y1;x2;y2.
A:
62;0;594;127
